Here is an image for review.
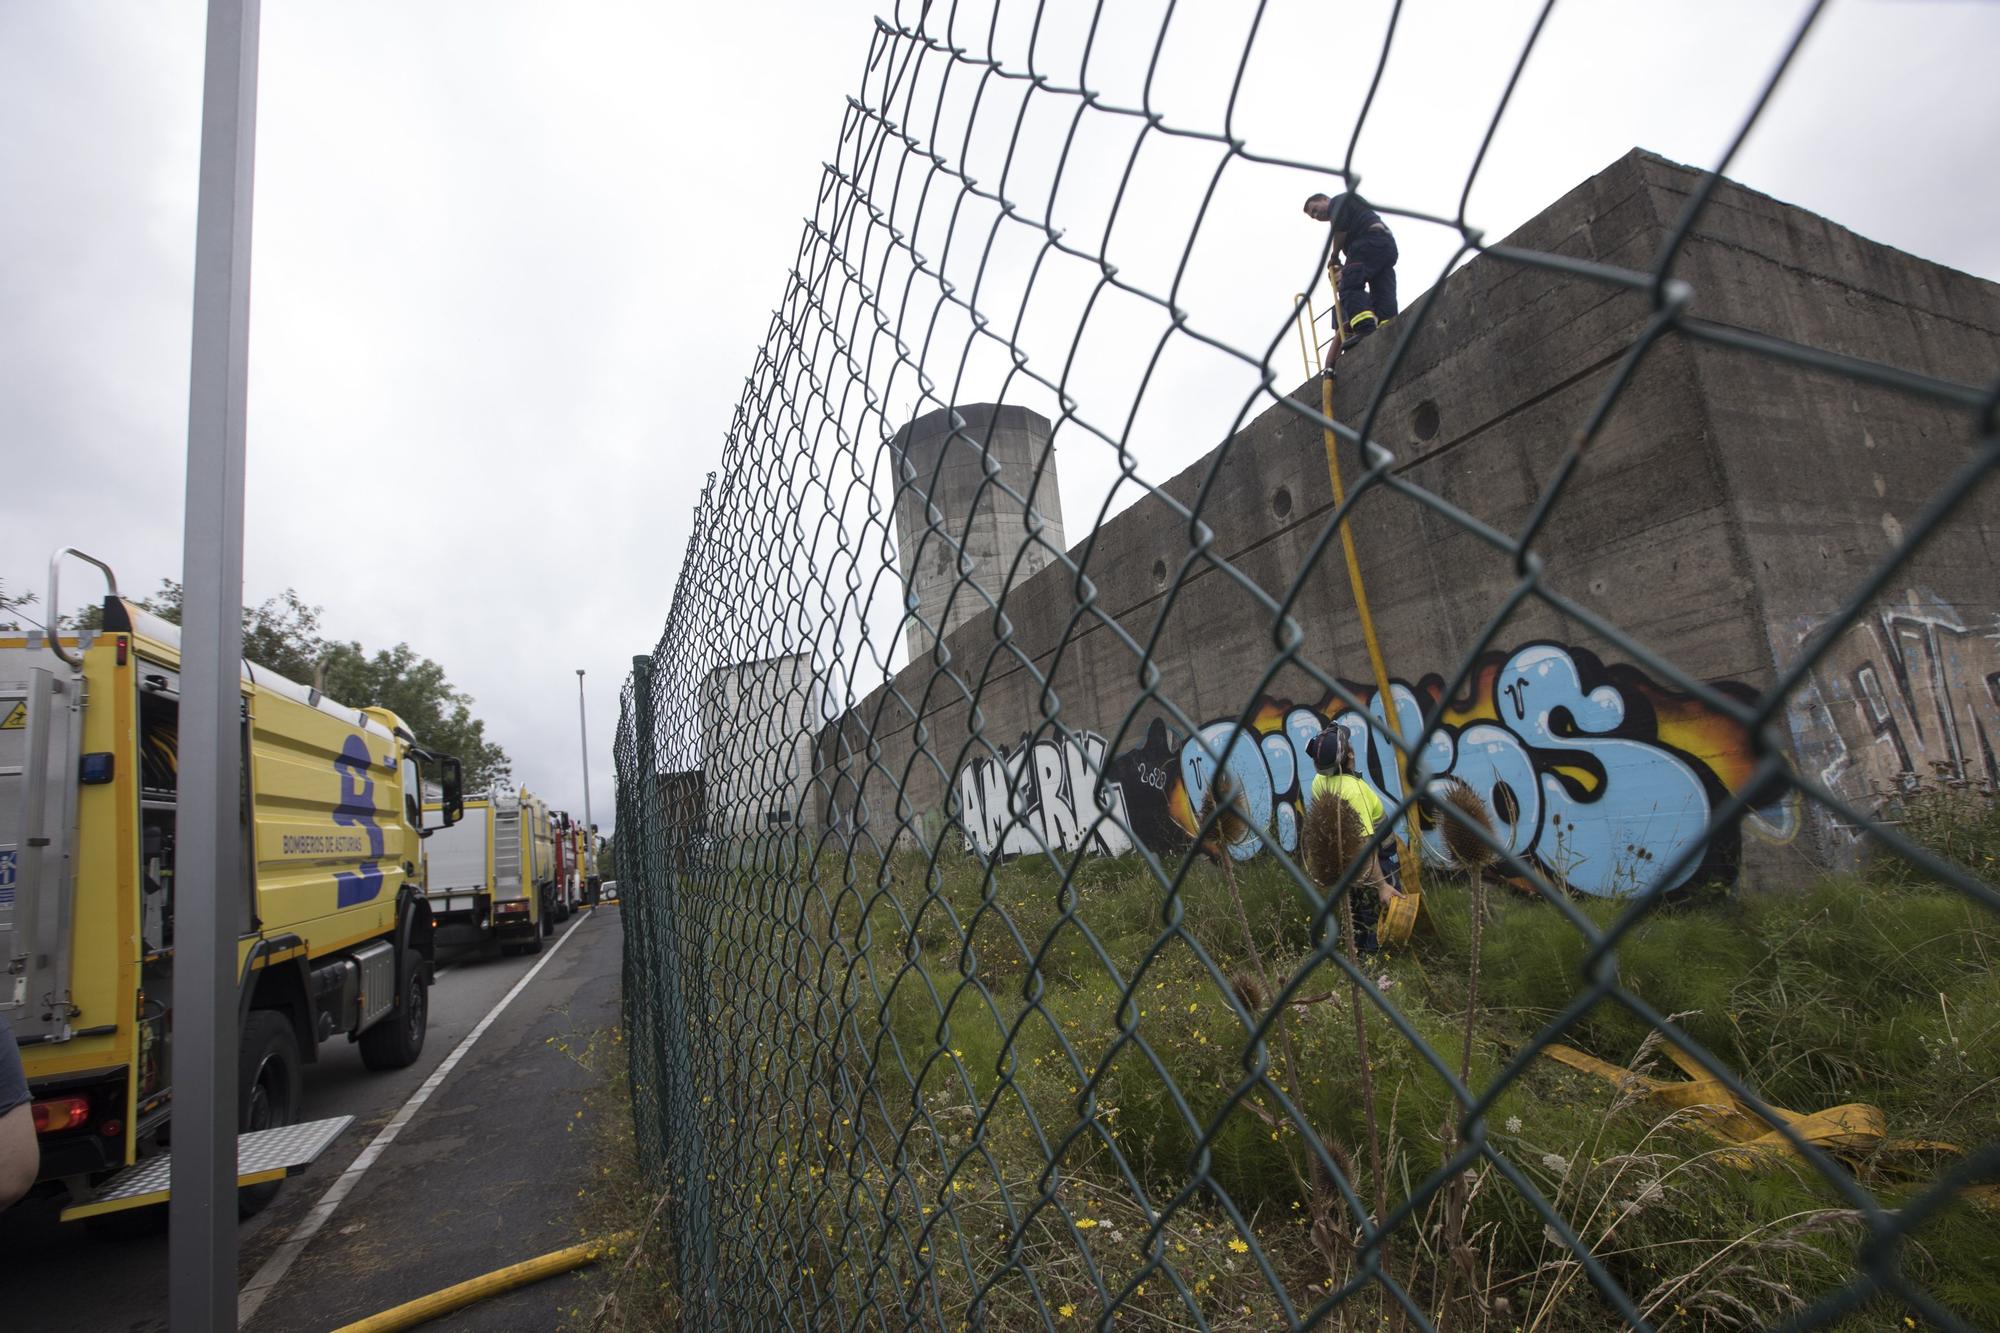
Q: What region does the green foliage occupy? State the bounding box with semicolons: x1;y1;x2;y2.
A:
1875;780;2000;886
18;574;512;790
321;640;511;791
126;578;330;682
693;826;2000;1331
0;577;40;630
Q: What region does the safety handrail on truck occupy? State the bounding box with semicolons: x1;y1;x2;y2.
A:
44;547;120;667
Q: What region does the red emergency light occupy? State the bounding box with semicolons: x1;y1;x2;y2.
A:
32;1095;90;1135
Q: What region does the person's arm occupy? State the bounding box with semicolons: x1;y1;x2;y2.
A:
1356;838;1396;906
0;1103;36;1210
1376;866;1403;905
1358;785;1404;901
0;1027;37;1210
1328;193;1353;259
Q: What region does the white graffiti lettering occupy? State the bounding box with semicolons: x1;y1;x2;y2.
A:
1787;590;2000;851
957;732;1135;859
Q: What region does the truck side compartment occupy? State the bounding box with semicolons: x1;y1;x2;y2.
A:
2;575;463;1219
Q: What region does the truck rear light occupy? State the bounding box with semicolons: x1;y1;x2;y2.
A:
99;1118;124;1138
32;1096;90;1135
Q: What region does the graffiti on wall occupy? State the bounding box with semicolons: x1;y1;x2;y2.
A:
957;642;1789;897
1788;591;2000;829
957;731;1136;858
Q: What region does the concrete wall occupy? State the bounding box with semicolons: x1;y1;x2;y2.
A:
821;149;2000;894
1667;174;2000;863
703;653;823;836
891;404;1067;666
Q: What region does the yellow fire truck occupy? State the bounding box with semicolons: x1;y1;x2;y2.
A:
516;789;557;943
422;787;558;954
1;553;463;1223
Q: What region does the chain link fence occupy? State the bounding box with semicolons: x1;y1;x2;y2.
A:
613;2;1999;1328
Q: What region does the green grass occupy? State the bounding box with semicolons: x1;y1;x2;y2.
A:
619;798;2000;1331
563;1020;682;1332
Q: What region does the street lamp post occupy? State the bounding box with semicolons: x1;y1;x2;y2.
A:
576;669;592;844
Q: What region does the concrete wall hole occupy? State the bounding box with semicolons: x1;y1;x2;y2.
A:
1271;485;1293;519
1412;399;1441;442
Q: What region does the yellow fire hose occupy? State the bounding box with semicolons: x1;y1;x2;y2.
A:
330;1231;633;1333
1296;288;1426;904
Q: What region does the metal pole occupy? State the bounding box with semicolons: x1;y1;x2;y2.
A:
171;2;258;1328
576;669;592;836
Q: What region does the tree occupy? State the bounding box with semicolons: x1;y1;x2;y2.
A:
7;574;511;790
0;579;41;632
321;641;512;792
131;579;328;683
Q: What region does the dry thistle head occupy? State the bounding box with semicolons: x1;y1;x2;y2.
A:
1431;775;1500;868
1194;771;1251;860
1229;968;1269;1015
1206;771;1249;845
1301;789;1368;889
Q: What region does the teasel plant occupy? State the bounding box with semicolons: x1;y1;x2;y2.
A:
1425;773;1505;1320
1297;785;1394;1273
1199;770;1366;1288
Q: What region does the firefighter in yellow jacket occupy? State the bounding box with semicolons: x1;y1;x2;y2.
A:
1305;724;1403;952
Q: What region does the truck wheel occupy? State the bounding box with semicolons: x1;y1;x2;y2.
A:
238;1010;302;1217
541;900;555;937
521;929;543;956
359;947;429;1071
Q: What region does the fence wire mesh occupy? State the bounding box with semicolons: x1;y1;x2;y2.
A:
613;2;2000;1328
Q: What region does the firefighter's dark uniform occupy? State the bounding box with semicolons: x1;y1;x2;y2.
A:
1325;192;1398;342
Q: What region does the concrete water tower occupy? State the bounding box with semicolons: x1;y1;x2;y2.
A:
890;403;1066;665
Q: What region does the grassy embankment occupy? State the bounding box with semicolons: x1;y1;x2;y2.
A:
591;787;2000;1330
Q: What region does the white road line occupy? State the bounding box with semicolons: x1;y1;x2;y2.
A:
236;914;593;1327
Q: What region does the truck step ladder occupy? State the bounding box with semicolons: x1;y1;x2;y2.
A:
59;1114;354;1221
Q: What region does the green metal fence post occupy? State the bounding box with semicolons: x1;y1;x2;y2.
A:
631;654;717;1321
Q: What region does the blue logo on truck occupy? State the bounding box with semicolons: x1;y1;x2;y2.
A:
0;846;14;905
332;736;387;908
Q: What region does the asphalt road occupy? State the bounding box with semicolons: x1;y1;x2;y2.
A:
0;904;625;1332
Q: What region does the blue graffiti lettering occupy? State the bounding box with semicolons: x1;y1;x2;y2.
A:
944;642;1772;897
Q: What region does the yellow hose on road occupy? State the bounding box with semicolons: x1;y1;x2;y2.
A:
330;1231;634;1333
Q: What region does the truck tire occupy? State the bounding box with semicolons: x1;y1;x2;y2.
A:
238;1010;302;1217
521;929;543;956
359;947;429;1071
541;895;556;937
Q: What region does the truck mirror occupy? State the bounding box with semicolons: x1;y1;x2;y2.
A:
418;753;465;832
439;756;464;828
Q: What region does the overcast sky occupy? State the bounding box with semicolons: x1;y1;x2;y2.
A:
4;0;1996;835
